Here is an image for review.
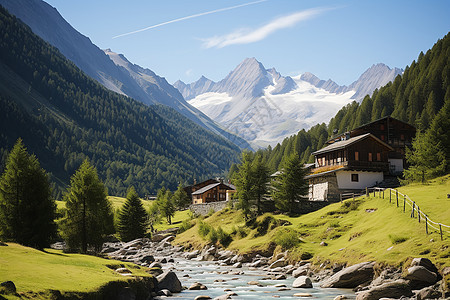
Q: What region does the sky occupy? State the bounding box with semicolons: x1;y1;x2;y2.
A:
43;0;449;86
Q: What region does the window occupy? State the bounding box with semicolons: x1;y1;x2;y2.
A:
380;124;385;130
355;151;359;161
377;152;381;161
351;174;359;182
400;134;405;140
381;135;385;141
368;153;372;161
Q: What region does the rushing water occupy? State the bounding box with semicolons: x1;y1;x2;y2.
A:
162;259;356;299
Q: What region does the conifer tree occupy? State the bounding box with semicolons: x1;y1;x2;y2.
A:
172;183;190;209
156;187;175;224
233;151;254;220
61;160;114;253
252;154;270;215
272;152;308;215
0;139;56;249
117;187;148;242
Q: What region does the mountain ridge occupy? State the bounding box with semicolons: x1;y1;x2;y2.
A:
0;0;251;150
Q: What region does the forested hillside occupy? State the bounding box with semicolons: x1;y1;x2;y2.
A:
0;6;240;197
237;32;450;174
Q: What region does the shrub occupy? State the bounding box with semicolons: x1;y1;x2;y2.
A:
208;227;218;244
329;220;340;228
198;220;211;237
178;219;194;233
231;225;248;238
217;226;233;247
274;228;300;249
300;251;313;260
389;234;409;244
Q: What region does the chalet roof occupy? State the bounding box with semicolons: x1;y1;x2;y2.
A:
192;182;235;195
326;116;415;144
312;133;393;156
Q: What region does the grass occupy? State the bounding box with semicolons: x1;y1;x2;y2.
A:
0;243;150;296
175;175;450;273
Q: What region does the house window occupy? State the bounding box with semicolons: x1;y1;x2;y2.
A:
351;174;359;182
400;134;405;140
377;152;381;161
380;124;385;130
368;153;372;161
381;135;385;141
355;151;359;161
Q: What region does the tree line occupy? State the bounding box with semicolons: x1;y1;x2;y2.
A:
0;139;190;252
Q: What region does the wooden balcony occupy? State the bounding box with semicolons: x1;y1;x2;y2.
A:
311;160;389;174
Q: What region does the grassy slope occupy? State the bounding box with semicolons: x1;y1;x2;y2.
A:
0;243;149;294
175;175;450;271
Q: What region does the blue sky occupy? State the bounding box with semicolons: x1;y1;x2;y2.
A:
44;0;449;85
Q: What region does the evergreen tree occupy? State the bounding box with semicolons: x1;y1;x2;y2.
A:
117;187;148;242
0;139;56;249
232;151;254;220
272;152;309;215
404;131;446;183
252;154;270;215
156;187;175;224
148;202;161;233
172;183;190;209
61;160;114;253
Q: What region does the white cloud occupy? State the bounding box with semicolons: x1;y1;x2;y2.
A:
113;0;268;39
203;7;332;48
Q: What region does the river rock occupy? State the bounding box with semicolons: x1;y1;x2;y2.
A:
410;258;439;275
185;250;200;259
157;270;182;293
355;279;412;300
248;280;261;286
232;262;242;268
293;264;311;278
333;296;348;300
292;276;313;288
293;293;312;297
189;282;208;290
404;265;437;284
269;258;287;269
122;238;143;249
415;283;442;300
320;262;375;288
0;281;16;294
157;289;172;296
195;296;212;300
213;295;231;300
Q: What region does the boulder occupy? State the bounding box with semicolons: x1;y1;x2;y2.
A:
320;262;375;288
274;274;287;280
157;289;172;296
404;266;437;284
213;294;231;300
292;276;313;288
269;258;287;269
185;249;200;259
160;235;175;244
355;279;412;300
122;238;143;249
293;264;311;278
189;282;208;290
232;262;242;268
0;281;16;294
410;258;438;275
141;254;155;263
416;283;442;300
157;270;182;293
333;296;348;300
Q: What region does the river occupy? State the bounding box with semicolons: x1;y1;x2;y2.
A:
161;258;356;299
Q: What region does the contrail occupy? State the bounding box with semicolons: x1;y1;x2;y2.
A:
113;0;268;39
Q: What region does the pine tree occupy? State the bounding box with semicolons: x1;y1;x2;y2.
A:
272;152;309;215
232;151;254;220
252;154;270;215
156;187;175;224
172;183;190;209
148;202;161;233
0;139;56;249
403;131;446;183
61;160;114;253
117;187;148;242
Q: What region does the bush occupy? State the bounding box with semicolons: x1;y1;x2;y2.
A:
198;220;212;237
389;234;409;244
231;225;248;238
208;227;218;244
178;219;194;233
274;228;300;249
217;226;233;247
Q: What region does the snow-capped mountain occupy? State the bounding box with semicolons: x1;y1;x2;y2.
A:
174;58;402;148
0;0;250;149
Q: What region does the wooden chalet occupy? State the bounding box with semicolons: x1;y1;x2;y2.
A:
307;133;393;201
326;116;416;174
185;179;236;204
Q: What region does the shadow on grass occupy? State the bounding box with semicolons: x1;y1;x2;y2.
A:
41;249;68;257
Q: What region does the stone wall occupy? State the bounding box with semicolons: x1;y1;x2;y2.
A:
189;200;230;216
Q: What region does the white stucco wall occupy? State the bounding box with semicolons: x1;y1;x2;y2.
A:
336;170;383;189
389;158;403;174
309;182;328;201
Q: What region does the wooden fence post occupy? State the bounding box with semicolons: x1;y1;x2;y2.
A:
440;224;443;241
411;201;415;218
418;207;421;223
383;190;384;199
389;189;391;203
366;187;368;197
396;190;398;205
403;196;406;213
396;193;398;207
425;216;428;234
